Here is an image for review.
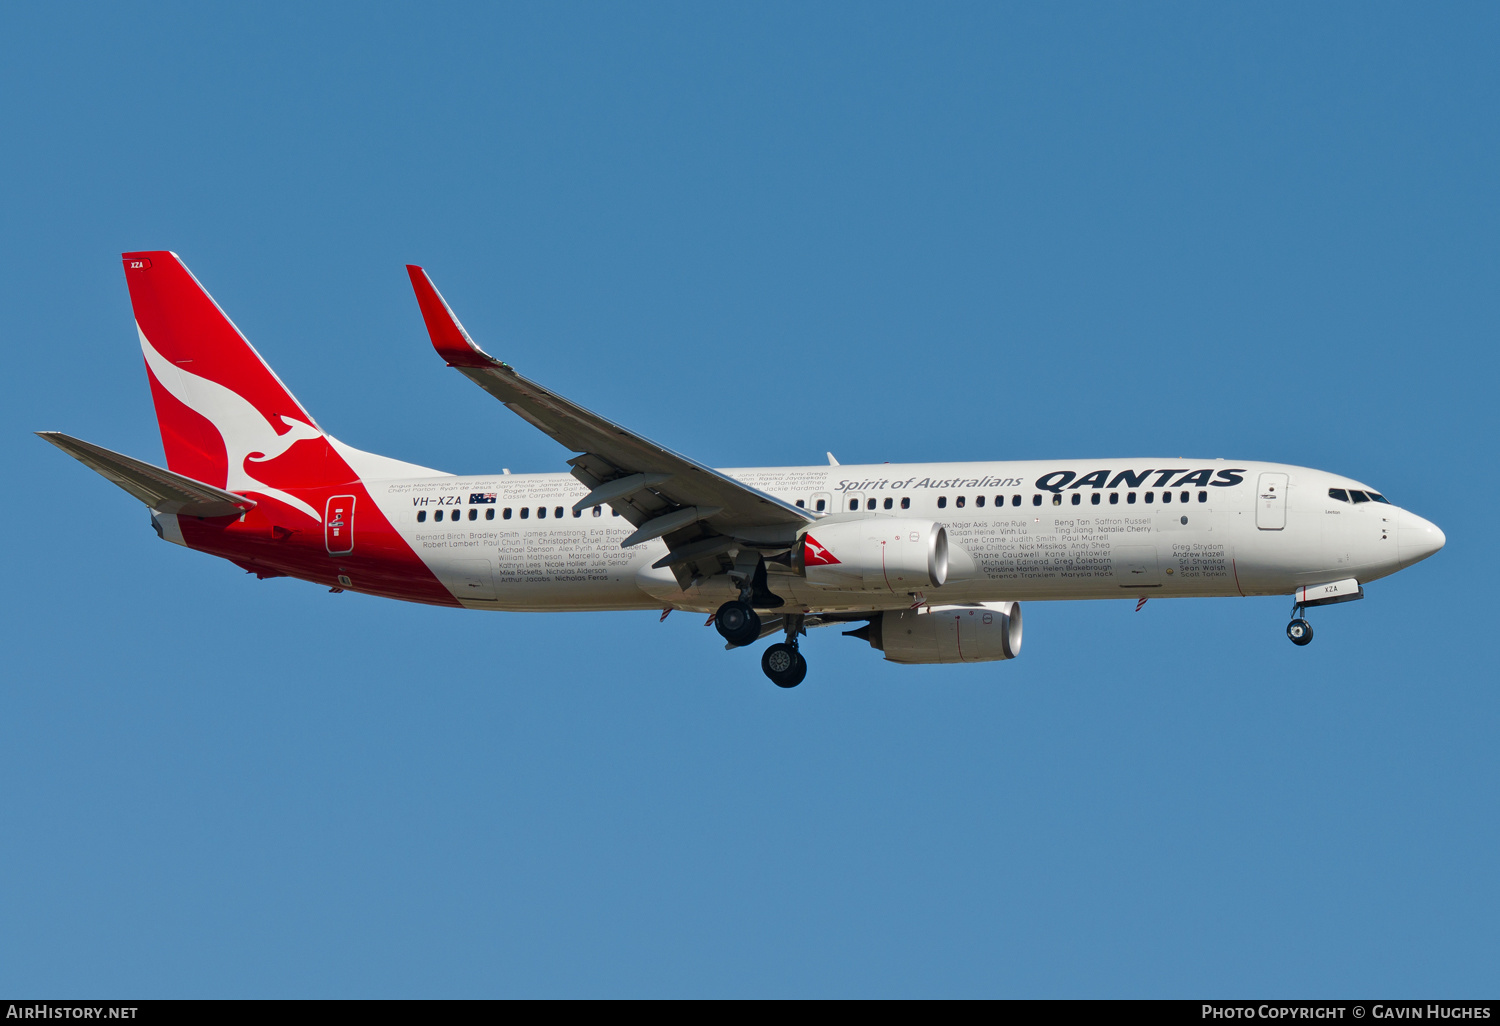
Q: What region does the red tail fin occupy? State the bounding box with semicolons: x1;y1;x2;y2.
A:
122;251;327;519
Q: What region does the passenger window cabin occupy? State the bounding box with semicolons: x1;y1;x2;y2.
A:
417;510;427;522
937;496;947;509
900;497;910;510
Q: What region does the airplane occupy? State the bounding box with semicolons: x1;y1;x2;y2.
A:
38;251;1446;687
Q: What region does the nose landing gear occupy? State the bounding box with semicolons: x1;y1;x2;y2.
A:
1286;598;1314;646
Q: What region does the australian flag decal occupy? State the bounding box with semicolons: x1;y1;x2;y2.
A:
470;492;497;504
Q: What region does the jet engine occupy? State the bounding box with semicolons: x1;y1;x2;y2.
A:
799;518;948;592
845;602;1022;664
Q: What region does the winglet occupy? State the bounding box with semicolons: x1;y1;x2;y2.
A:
405;265;500;369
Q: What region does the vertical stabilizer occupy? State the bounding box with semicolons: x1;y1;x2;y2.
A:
122;251;331;520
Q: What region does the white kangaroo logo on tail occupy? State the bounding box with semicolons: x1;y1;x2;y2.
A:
139;326;324;521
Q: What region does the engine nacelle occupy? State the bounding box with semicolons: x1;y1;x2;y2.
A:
848;602;1022;664
799;518;948;592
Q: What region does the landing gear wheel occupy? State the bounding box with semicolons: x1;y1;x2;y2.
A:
715;600;762;647
761;643;807;688
1287;618;1314;646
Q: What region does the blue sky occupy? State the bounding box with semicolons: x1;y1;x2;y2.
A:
2;2;1496;997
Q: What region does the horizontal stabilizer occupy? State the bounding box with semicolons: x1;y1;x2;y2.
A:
37;431;257;518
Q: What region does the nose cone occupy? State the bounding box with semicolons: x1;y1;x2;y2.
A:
1397;509;1446;568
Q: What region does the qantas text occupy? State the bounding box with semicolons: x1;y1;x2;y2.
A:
1036;468;1246;492
834;469;1246;494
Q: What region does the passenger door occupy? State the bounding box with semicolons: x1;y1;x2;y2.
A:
1256;473;1288;530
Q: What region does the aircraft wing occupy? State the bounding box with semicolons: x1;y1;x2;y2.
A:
405;266;814;570
38;431;257;518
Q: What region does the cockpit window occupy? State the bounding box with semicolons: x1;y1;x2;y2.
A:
1349;490;1370;503
1368;492;1390;504
1328;488;1349;502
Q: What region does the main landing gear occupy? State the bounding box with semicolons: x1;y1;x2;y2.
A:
714;600;761;647
763;612;808;688
715;601;809;687
761;643;807;688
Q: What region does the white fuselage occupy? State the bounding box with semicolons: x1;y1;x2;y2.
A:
361;459;1442;613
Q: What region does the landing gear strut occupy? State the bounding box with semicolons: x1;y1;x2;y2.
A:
714;600;761;647
1286;601;1314;646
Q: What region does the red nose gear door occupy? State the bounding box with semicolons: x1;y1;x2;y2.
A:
325;495;356;554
